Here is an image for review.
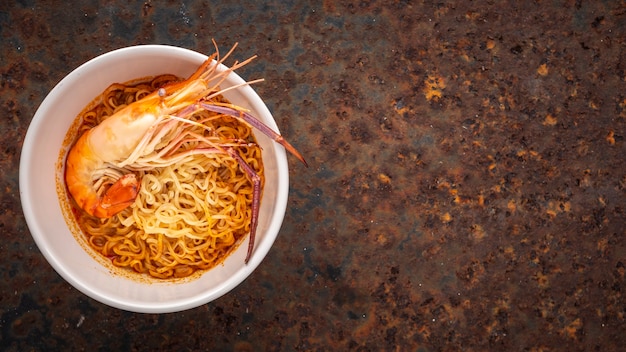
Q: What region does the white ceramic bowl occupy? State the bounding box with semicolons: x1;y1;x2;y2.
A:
19;45;288;313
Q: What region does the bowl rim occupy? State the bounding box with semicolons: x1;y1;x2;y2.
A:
19;44;289;313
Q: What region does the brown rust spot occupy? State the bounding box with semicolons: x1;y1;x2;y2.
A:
424;74;446;102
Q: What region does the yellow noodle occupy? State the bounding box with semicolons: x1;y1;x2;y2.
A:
72;75;264;279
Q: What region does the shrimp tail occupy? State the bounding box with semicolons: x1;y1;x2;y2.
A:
98;174;140;217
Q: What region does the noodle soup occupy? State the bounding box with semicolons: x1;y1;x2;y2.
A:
61;75;263;279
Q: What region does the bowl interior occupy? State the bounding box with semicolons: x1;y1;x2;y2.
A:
19;45;288;313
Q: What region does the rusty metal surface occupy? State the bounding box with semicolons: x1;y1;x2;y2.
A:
1;1;625;350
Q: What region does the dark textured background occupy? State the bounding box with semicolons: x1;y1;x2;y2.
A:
1;1;625;350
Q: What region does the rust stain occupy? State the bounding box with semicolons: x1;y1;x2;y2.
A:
546;200;571;218
424;74;446;101
543;113;557;126
535;272;549;288
470;224;486;240
606;130;615;145
507;199;516;213
537;63;549;76
378;173;391;184
563;318;583;339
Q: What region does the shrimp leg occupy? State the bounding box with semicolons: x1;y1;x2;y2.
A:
225;148;261;264
178;103;308;167
175;102;303;263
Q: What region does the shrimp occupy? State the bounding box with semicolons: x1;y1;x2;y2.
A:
65;42;306;263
